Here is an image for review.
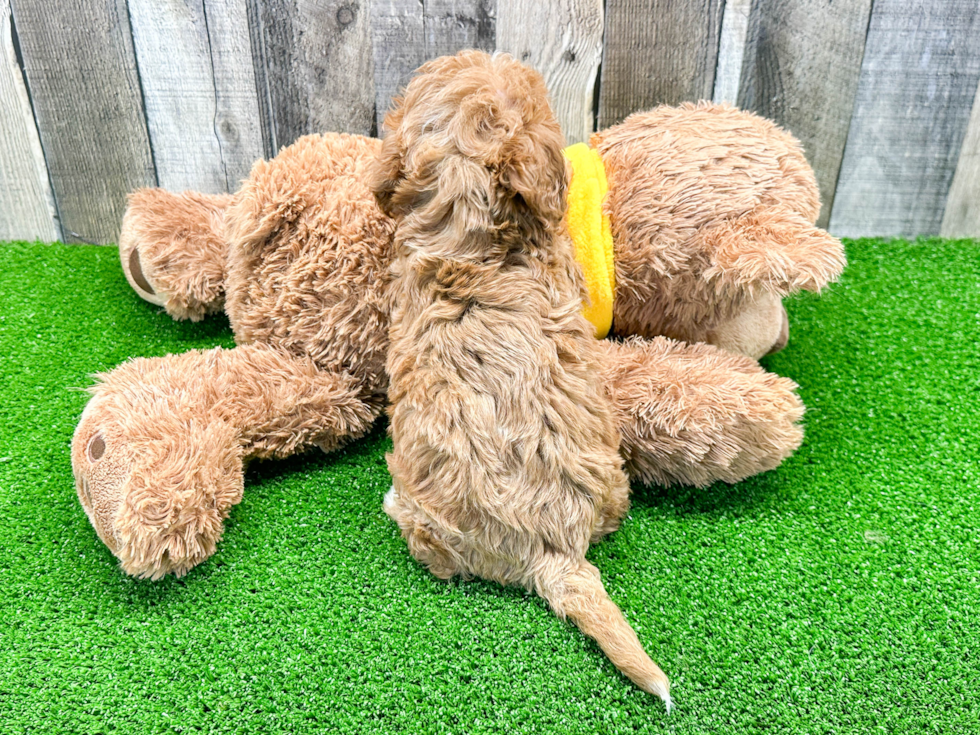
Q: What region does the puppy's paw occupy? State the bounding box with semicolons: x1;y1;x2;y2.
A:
383;486;398;518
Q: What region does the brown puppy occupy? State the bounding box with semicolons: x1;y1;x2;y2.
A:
371;51;671;706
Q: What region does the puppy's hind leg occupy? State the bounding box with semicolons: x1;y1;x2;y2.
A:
383;485;462;581
535;557;672;709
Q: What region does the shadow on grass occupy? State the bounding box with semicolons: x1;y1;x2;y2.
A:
243;419;392;487
628;463;791;520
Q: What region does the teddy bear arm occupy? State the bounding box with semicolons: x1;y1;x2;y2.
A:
598;336;805;488
227;343;382;459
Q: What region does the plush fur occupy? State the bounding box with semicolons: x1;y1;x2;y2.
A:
120;189;232;320
596;102;846;358
599;337;805;486
71;65;844;581
72;344;377;574
374;50;670;704
77;134;392;578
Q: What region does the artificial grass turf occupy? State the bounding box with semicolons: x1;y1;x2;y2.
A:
0;238;978;734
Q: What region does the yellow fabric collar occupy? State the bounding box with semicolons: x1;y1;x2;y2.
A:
564;143;615;338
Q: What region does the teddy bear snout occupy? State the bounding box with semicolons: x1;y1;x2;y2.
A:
766;304;790;356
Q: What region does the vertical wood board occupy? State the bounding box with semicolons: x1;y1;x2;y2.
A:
252;0;375;151
941;77;980;238
370;0;425;132
245;0;277;156
129;0;264;194
10;0;155;244
370;0;497;133
712;0;751;104
203;0;267;187
424;0;495;57
597;0;724;129
496;0;603;144
0;0;57;241
738;0;873;227
830;0;980;237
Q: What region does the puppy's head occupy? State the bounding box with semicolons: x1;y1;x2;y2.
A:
370;51;569;232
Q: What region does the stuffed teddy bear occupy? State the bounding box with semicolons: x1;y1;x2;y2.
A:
71;103;844;580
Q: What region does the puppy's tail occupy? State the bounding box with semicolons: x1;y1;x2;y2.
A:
536;558;672;710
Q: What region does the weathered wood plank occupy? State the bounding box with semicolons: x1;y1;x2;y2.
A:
204;0;267;188
129;0;264;194
738;0;873;228
371;0;496;134
712;0;750;104
0;0;57;241
496;0;603;144
830;0;980;237
129;0;222;193
424;0;495;58
370;0;425;133
941;78;980;238
597;0;724;130
251;0;375;151
244;0;275;157
10;0;156;244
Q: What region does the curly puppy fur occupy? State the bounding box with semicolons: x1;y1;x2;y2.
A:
372;51;671;704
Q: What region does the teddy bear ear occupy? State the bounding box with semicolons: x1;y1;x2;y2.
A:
701;208;847;296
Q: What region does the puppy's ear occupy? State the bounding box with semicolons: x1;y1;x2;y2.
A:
702;208;847;295
444;74;569;225
369;106;407;218
498;125;570;225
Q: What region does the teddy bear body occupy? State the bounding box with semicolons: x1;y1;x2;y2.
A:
225;134;393;421
72;105;843;579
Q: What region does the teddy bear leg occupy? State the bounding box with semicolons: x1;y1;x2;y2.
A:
71;343;381;579
598;337;805;488
119;188;234;321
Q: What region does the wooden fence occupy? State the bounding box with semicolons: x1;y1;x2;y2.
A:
1;0;978;244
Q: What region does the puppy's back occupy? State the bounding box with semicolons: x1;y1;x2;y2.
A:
375;50;671;707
